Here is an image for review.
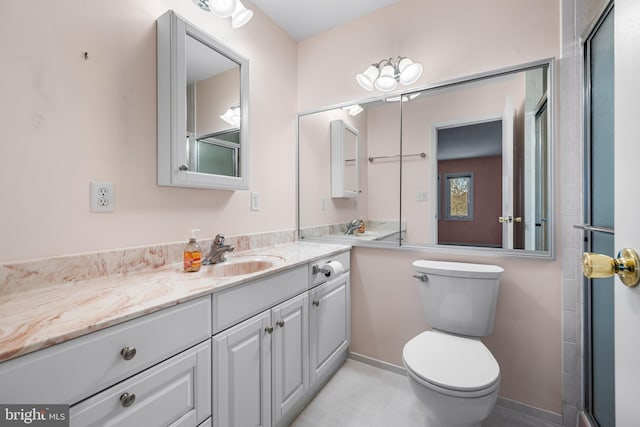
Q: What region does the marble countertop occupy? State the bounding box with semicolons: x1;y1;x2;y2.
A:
0;241;350;363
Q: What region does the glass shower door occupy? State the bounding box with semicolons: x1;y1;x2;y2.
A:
584;4;614;427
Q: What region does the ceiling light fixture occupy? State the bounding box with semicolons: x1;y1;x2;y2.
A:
356;57;423;92
192;0;253;28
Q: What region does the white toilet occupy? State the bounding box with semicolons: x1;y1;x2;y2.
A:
403;260;504;427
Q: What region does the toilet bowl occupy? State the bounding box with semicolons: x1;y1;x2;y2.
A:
405;260;503;427
403;331;500;427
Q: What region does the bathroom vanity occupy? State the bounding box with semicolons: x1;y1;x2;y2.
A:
0;242;350;427
211;250;350;427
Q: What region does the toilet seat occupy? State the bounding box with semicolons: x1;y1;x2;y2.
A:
403;331;500;397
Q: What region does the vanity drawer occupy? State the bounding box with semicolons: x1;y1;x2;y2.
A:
71;339;211;427
211;265;307;334
308;250;351;288
0;296;211;405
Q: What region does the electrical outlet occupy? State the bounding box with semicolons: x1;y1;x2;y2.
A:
321;198;327;211
251;192;260;211
416;191;428;202
91;181;114;213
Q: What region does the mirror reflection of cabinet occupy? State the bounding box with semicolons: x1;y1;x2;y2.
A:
157;11;249;190
330;120;359;198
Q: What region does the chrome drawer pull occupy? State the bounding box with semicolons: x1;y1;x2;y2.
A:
120;346;137;361
120;392;136;407
276;320;285;327
265;326;274;334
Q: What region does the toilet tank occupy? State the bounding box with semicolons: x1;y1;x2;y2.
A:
412;260;503;337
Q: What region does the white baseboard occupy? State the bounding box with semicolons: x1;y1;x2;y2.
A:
348;351;405;376
494;397;563;425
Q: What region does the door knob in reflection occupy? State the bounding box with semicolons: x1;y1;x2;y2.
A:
582;248;640;287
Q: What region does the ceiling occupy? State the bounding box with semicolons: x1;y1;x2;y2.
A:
250;0;400;41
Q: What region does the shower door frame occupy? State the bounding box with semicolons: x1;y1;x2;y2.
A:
582;2;615;426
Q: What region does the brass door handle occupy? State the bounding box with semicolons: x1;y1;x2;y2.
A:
582;248;640;287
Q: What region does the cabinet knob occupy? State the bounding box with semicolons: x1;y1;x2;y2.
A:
265;326;274;334
276;320;285;327
120;346;137;361
120;392;136;407
179;164;189;171
312;300;320;307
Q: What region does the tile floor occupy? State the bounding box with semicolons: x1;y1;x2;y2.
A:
291;359;563;427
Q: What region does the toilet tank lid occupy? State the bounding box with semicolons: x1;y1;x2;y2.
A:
413;260;503;279
403;331;500;392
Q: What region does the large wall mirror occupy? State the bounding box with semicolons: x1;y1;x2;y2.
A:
298;60;554;257
157;10;249;190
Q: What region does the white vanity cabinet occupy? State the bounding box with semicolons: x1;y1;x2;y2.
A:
212;310;272;427
212;293;309;427
211;250;350;427
211;267;310;427
309;273;350;385
70;339;211;427
0;296;212;427
272;292;309;423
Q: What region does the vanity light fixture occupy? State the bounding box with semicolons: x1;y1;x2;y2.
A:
191;0;253;28
220;106;241;127
356;57;423;92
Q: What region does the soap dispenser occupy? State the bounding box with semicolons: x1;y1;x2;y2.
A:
358;217;365;233
184;229;202;272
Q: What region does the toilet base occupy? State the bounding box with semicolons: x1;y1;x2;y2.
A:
406;367;498;427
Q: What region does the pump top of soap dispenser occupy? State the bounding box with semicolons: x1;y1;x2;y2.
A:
189;229;200;243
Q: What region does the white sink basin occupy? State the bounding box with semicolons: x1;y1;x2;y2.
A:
204;255;285;278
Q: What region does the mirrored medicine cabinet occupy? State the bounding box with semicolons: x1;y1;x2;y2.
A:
298;59;554;257
331;120;360;198
157;10;250;190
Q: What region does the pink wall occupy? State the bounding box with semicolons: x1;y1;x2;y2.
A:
0;0;297;262
298;0;560;112
365;102;401;222
196;68;240;136
350;247;561;413
438;156;503;247
298;0;562;414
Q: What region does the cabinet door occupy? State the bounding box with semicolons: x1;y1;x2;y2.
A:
309;275;350;384
213;311;272;427
271;292;309;424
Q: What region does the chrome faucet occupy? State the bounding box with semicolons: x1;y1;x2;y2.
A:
344;219;364;235
205;233;235;264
